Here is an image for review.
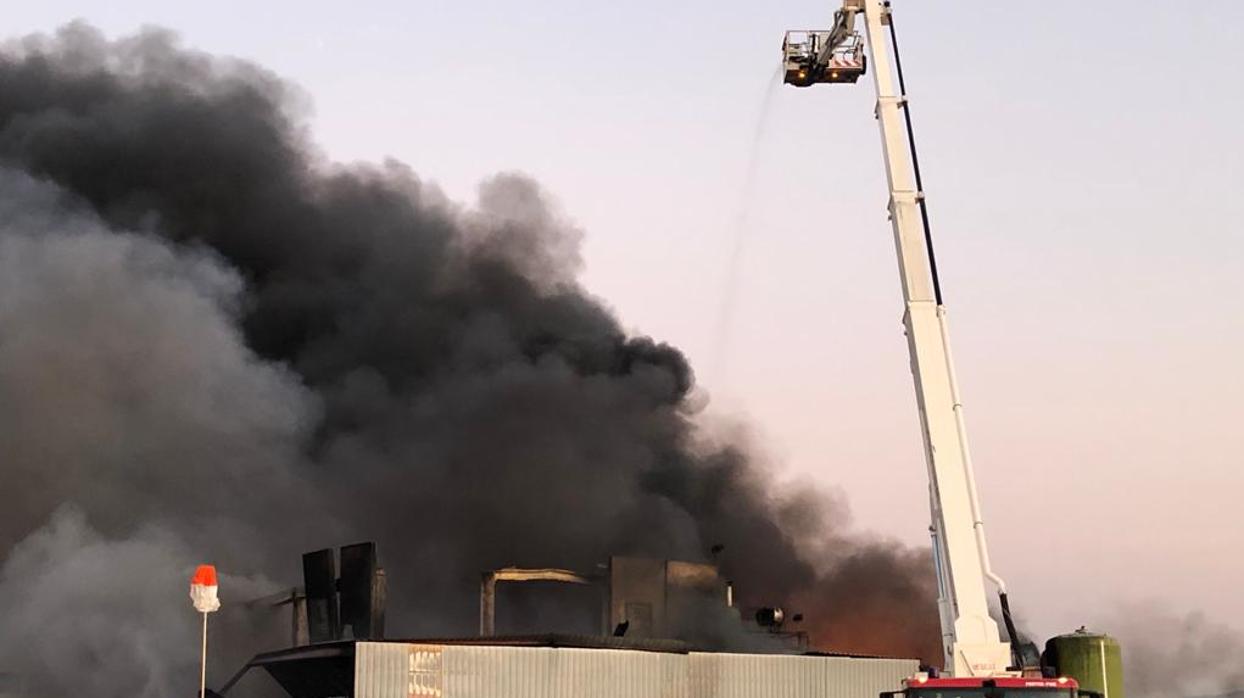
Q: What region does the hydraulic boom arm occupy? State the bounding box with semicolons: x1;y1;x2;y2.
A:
786;0;1018;677
819;5;860;65
861;0;1013;675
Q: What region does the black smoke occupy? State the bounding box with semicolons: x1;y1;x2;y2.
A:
0;23;941;697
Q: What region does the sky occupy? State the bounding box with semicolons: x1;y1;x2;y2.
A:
4;0;1242;642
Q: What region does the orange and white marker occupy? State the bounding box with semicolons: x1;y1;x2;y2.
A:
190;565;221;613
190;565;221;698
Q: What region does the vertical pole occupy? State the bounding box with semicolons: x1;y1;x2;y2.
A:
290;589;297;647
479;573;496;636
200;611;208;698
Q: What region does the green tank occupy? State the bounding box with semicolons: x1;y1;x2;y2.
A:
1043;628;1125;698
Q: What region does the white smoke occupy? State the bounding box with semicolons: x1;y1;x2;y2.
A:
0;168;321;695
0;507;279;698
1101;603;1244;698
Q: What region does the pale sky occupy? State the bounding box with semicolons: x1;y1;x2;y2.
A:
7;1;1242;641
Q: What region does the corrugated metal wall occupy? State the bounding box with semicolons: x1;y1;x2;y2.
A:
356;643;686;698
356;643;415;698
442;646;687;698
356;643;917;698
689;652;918;698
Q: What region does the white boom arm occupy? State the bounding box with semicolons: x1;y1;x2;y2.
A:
856;0;1013;676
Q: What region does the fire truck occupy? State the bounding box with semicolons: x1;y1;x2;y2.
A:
780;4;1118;698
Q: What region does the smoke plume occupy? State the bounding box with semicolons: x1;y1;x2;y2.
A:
0;23;940;697
1099;604;1244;698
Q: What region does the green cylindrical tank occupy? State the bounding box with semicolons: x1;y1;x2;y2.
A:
1044;629;1125;698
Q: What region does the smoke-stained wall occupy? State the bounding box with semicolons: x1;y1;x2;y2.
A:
0;23;941;698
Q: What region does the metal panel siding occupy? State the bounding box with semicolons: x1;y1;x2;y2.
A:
356;642;916;698
357;643;689;698
442;645;689;698
355;642;410;698
689;653;918;698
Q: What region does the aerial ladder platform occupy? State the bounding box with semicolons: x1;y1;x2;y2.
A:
780;3;1098;697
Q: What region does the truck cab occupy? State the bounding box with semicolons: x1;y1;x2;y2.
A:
887;677;1082;698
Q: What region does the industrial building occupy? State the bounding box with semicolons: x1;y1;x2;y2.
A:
235;637;920;698
218;544;922;698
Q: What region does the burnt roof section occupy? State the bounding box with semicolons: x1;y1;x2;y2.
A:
243;643;354;698
387;633;694;653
